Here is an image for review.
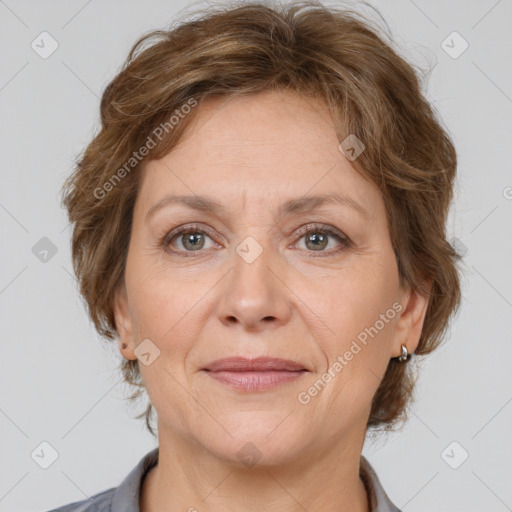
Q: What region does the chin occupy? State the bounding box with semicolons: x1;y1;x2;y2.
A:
193;418;311;468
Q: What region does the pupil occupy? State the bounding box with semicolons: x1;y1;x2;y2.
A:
308;233;327;250
184;233;204;250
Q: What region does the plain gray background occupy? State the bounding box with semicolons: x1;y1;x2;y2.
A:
1;0;511;510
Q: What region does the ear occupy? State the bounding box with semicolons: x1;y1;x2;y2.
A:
113;281;137;361
393;278;432;358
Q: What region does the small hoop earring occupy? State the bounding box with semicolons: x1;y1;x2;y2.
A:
397;344;410;362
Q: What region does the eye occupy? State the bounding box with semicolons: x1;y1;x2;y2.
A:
162;224;218;256
160;223;351;258
293;224;351;256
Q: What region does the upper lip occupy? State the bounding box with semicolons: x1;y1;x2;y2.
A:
203;357;308;372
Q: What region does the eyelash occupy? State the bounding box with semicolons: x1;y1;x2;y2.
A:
160;223;352;258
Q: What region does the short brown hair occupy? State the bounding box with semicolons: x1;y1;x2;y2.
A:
61;0;462;437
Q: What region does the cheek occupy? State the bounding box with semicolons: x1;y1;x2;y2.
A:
302;251;399;379
319;261;396;334
304;272;398;423
124;263;186;355
126;245;190;329
125;260;219;376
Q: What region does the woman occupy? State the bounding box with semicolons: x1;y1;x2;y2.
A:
49;1;461;511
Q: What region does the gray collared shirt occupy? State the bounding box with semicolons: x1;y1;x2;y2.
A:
46;447;402;511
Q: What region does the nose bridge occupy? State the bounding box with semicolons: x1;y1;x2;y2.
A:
216;232;291;329
234;234;274;291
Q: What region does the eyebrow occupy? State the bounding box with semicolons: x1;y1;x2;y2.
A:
145;192;369;221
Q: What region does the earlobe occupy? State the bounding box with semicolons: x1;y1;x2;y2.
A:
394;278;432;358
113;283;137;360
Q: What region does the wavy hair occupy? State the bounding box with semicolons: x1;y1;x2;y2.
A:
61;0;462;437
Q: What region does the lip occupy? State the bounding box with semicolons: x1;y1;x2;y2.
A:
202;357;309;392
202;356;308;372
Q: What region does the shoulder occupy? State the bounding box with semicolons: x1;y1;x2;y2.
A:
43;487;115;512
43;447;159;512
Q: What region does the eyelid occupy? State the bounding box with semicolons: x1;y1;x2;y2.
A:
163;223;218;247
292;223;349;241
290;223;351;252
161;221;352;259
163;222;348;242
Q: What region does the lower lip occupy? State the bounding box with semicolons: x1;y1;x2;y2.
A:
204;370;307;391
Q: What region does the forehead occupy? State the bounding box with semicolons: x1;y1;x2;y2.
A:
137;90;381;218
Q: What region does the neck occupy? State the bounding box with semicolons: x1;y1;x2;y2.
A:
140;422;369;512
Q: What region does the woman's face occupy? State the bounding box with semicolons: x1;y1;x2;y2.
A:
115;90;428;466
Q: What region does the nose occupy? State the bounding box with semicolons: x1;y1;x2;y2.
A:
215;240;292;332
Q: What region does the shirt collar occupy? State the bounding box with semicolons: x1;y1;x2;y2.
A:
360;454;402;511
111;447;159;511
111;448;401;512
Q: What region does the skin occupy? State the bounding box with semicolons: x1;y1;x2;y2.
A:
114;89;430;512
